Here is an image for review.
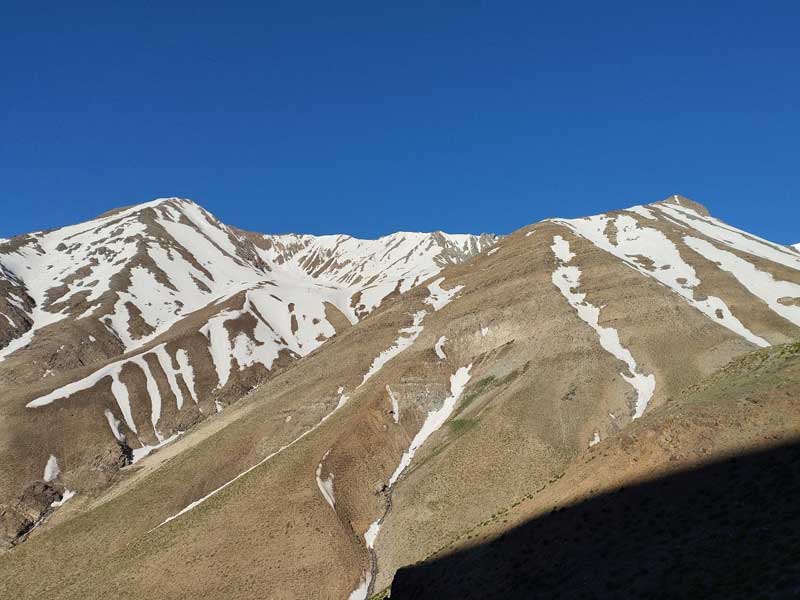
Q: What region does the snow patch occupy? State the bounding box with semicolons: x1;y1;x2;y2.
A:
51;489;76;508
315;451;336;510
425;277;463;311
43;455;60;482
347;571;372;600
386;385;400;423
434;335;447;360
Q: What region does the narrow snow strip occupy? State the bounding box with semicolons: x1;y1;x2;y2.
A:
434;335;447;360
388;365;472;486
487;247;499;256
550;236;656;419
201;313;236;388
43;455;60;482
131;355;163;442
154;345;186;410
684;236;800;328
365;518;382;549
361;311;426;385
110;370;137;434
425;277;464;311
156;388;350;529
386;385;400;423
131;432;181;464
105;409;125;442
175;349;199;404
335;386;350;410
26;357;126;407
315;450;335;510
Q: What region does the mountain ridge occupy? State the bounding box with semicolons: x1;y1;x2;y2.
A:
0;194;798;599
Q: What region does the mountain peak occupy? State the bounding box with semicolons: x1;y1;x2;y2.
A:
650;194;710;216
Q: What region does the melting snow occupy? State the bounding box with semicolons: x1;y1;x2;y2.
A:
684;236;800;328
43;455;60;482
434;336;447;360
425;277;464;311
130;432;181;464
347;571;372;600
589;432;601;447
315;450;335;510
51;489;76;508
550;236;656;419
388;365;472;486
361;311;426;385
386;385;400;423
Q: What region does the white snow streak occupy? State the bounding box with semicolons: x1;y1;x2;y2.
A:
388;365;472;486
315;450;336;511
156;387;350;528
434;335;447;360
361;311;426;385
550;235;656;419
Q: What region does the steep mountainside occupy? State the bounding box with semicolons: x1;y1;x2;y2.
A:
0;198;493;546
390;341;800;599
0;195;797;600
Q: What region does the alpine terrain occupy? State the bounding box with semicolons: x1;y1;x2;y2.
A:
0;195;798;599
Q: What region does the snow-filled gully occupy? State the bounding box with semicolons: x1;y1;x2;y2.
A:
350;366;473;599
348;278;468;599
550;235;656;419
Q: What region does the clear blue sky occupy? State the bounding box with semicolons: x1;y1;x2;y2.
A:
1;2;798;243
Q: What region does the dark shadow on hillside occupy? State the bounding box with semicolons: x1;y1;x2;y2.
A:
390;440;800;599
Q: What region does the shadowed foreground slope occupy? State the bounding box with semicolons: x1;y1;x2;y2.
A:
390;343;800;599
391;439;800;599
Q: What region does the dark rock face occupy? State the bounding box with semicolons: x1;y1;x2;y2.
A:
0;481;63;549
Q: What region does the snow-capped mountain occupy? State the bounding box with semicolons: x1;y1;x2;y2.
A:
0;198;494;380
0;198;494;548
792;242;800;252
1;195;799;600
